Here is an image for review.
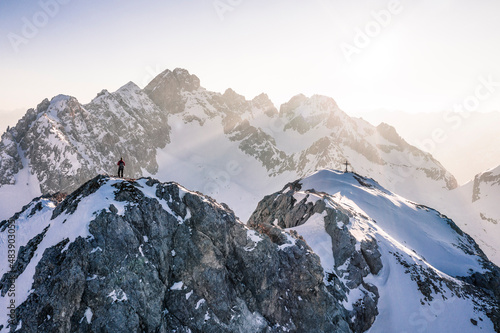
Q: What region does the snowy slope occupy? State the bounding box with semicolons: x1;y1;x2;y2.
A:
249;169;500;332
432;164;500;267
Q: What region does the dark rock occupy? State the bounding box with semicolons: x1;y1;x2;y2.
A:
9;176;351;332
249;184;381;333
144;68;200;114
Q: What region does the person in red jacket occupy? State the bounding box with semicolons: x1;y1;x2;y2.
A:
117;157;125;177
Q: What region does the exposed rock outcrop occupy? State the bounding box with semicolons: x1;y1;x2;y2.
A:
248;171;500;332
0;176;351;332
248;183;381;333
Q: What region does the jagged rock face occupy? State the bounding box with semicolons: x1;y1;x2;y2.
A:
0;83;169;194
454;165;500;266
472;167;500;203
248;171;500;333
0;176;351;332
376;123;458;189
0;130;22;186
144;68;201;114
248;184;381;333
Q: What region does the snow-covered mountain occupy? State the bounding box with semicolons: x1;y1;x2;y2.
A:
0;172;498;332
249;169;500;332
361;109;500;185
359;109;500;266
435;164;500;267
0;68;456;222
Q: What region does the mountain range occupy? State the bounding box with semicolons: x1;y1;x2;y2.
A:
0;68;457;222
0;67;500;331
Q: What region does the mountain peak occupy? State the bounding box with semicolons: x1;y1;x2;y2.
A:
143;68;200;113
145;68;200;93
376;122;407;146
249;169;500;332
280;94;339;119
222;88;247;108
116;81;141;93
251;93;278;116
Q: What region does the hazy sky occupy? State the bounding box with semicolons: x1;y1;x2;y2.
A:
2;0;500;131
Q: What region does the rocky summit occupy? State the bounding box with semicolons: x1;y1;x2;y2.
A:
0;171;499;332
249;170;500;332
0;175;351;332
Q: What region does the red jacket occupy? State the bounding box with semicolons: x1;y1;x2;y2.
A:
117;160;125;166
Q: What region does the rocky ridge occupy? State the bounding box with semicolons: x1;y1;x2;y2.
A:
248;170;500;332
248;183;381;333
0;175;351;332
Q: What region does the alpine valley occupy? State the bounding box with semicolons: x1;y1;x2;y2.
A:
0;68;499;332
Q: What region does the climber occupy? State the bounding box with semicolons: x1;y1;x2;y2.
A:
117;157;125;178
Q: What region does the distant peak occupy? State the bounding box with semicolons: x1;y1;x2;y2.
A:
49;94;73;104
251;93;278;116
144;67;200;93
279;94;339;119
116;81;140;93
143;68;201;113
376;122;405;145
223;88;245;100
251;93;273;104
172;67;192;76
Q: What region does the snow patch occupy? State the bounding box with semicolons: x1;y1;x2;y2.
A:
196;299;206;310
79;307;93;324
244;229;263;251
90;247;102;254
278;232;297;250
108;290;128;303
289;211;335;273
170;281;184;291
